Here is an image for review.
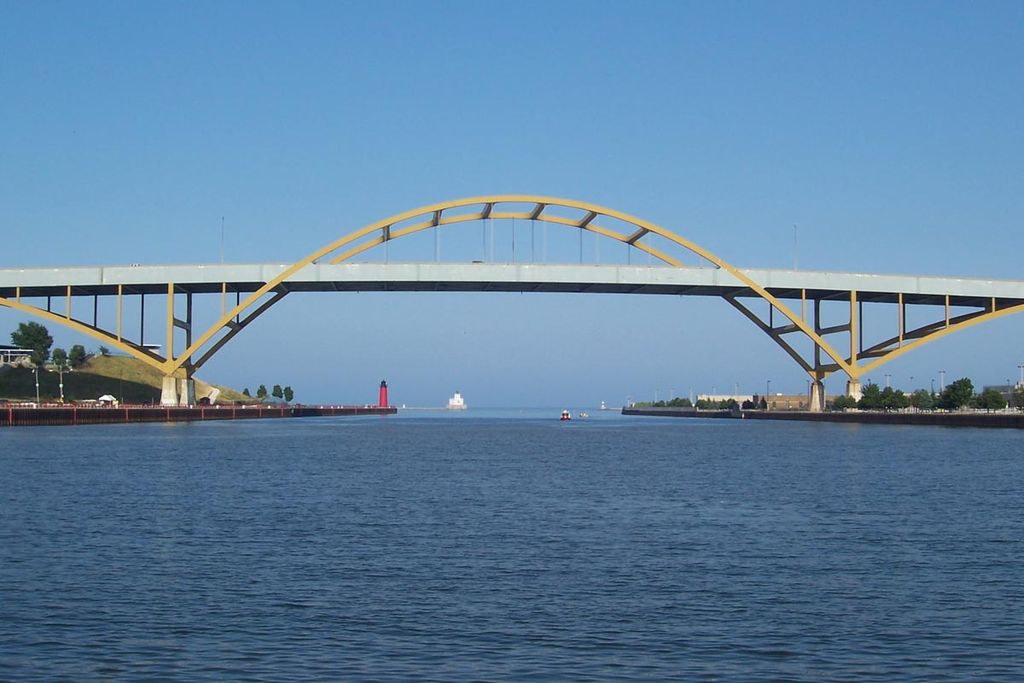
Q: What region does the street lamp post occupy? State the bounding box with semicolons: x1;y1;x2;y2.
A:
766;379;771;411
56;363;66;403
34;366;40;405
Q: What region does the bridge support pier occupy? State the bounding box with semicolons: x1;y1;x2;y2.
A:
160;377;179;407
179;379;196;407
846;378;863;401
808;380;825;412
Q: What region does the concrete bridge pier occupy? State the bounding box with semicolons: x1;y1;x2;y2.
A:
179;379;196;407
160;377;179;406
846;378;863;401
160;376;196;406
809;380;825;412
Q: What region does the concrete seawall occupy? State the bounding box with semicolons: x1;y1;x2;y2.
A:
622;406;1024;428
620;407;736;419
2;404;397;427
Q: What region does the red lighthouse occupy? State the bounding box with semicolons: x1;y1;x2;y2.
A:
379;380;389;408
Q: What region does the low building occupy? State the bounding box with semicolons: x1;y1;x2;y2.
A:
697;394;754;404
983;384;1019;403
0;345;33;364
766;393;841;411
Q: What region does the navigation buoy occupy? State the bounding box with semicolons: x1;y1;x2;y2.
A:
560;409;571;421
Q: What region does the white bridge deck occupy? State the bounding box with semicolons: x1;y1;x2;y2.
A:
3;262;1024;308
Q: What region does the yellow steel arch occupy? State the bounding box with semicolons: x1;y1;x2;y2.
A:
857;302;1024;377
0;297;167;372
169;195;856;379
8;195;1016;392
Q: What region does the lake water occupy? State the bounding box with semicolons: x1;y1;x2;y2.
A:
2;411;1023;681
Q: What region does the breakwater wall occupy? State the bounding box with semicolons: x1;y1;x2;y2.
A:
2;404;397;427
620;407;736;419
622;406;1024;428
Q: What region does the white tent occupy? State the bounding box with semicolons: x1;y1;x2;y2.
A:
97;394;118;405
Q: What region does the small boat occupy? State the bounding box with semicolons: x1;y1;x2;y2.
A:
578;411;589;419
560;409;571;421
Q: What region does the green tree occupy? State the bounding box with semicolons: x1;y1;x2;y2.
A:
1012;385;1024;411
879;386;896;410
68;344;87;368
910;389;935;410
98;346;111;356
893;390;911;410
857;383;883;410
272;384;283;400
51;347;68;368
938;377;974;410
11;321;53;366
283;386;294;402
974;388;1007;412
832;395;858;411
880;387;910;411
256;384;268;400
242;387;251;397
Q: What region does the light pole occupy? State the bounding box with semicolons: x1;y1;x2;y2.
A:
53;362;67;404
766;379;771;411
910;376;914;391
1018;364;1023;387
34;366;40;405
939;370;946;391
931;378;935;395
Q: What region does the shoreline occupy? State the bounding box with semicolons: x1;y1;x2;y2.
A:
622;406;1024;428
1;404;397;427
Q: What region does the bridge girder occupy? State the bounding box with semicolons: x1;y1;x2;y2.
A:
3;195;1023;408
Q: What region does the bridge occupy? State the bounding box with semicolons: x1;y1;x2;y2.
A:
2;195;1023;409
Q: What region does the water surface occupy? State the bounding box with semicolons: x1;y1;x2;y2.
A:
2;412;1022;680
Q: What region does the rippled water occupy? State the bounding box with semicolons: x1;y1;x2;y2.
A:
2;412;1023;681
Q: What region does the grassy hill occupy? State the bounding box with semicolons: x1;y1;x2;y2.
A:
0;355;248;404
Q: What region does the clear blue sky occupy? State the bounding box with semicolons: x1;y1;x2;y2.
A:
2;1;1022;406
